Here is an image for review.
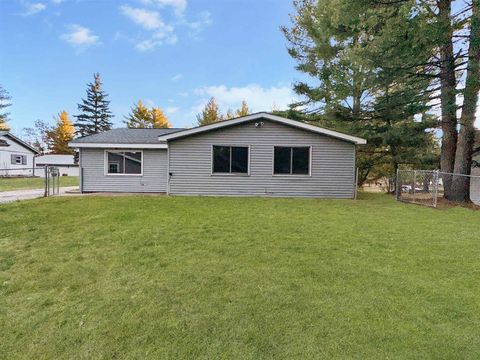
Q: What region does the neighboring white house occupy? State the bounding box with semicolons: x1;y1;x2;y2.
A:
0;131;39;177
34;154;79;177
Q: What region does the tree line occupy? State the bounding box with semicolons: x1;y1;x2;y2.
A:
0;74;252;155
282;0;480;202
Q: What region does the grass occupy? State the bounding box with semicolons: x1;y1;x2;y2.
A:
0;176;79;192
1;193;480;359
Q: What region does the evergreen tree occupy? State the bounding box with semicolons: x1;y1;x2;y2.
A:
0;85;12;130
282;0;438;190
47;111;75;154
235;100;250;117
125;101;171;128
196;97;222;126
74;73;113;137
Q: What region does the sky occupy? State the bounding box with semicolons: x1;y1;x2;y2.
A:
0;0;305;134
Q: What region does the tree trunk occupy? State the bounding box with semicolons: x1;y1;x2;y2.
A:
451;0;480;202
438;0;458;199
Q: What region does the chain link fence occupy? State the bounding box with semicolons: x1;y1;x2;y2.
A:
0;166;79;200
396;169;480;208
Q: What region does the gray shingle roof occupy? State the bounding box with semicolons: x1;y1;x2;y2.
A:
70;128;184;144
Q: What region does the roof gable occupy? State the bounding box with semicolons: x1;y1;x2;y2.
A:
0;131;39;154
158;112;367;145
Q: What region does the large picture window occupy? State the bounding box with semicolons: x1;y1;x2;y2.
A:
274;146;310;175
212;145;249;174
106;151;142;175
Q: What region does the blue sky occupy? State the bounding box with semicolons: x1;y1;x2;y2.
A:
0;0;304;134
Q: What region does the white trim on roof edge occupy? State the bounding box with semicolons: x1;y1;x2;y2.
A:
157;112;367;145
68;142;168;149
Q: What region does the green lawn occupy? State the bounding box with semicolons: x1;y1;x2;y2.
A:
1;193;480;359
0;176;79;192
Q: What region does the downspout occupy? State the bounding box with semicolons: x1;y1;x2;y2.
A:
166;141;170;195
79;148;83;193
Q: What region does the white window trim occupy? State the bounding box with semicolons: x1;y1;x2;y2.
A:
271;145;312;177
211;144;251;176
104;150;143;176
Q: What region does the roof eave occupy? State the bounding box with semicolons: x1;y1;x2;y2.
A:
68;142;168;149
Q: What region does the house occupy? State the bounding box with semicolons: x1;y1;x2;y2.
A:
34;154;79;177
69;112;367;198
0;131;39;177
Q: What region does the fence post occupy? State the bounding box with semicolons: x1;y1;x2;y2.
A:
413;170;417;203
354;167;359;200
434;170;439;208
44;166;48;197
396;169;400;200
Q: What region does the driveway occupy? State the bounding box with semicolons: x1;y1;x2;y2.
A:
0;187;79;204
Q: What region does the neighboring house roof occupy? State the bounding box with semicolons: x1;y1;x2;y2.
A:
36;154;76;166
0;131;40;154
69;128;184;149
158;112;367;145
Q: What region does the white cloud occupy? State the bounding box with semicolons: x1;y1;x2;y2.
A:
120;5;177;51
142;0;187;17
120;5;163;30
23;2;46;16
194;84;298;113
183;11;212;37
166;106;179;114
171;73;183;81
60;25;99;49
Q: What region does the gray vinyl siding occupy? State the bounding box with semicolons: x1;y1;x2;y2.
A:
168;119;356;198
80;148;168;193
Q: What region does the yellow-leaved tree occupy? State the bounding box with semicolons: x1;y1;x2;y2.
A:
125;101;171;128
47;111;75;154
196;97;222;126
235;100;250;117
151;107;172;128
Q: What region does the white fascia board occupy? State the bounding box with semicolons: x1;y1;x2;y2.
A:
68;142;168;149
157;112;367;145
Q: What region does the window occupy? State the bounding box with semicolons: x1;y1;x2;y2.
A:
212;145;249;174
11;154;26;165
274;146;310;175
106;151;142;175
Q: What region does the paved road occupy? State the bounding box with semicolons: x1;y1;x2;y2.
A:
0;187;79;204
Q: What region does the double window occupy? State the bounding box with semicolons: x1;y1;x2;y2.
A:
212;145;249;174
106;151;142;175
11;154;27;165
274;146;310;175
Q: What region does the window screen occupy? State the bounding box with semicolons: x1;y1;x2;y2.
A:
106;151;142;174
274;147;310;175
213;146;249;174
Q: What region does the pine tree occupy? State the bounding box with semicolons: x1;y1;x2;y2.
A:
47;111;75;154
235;100;249;117
125;101;171;128
74;73;113;137
150;107;171;128
196;97;222;126
0;85;12;130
